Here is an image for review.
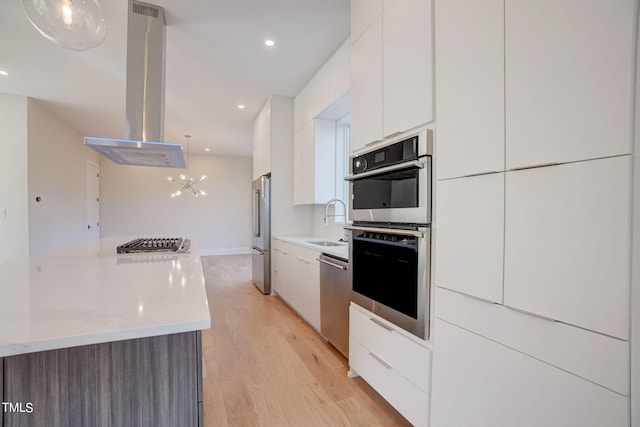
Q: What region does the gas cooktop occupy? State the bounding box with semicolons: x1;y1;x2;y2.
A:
116;237;191;254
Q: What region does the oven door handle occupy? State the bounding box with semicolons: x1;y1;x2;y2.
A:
344;225;425;238
344;160;424;181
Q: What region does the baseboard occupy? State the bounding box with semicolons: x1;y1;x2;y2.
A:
199;247;252;256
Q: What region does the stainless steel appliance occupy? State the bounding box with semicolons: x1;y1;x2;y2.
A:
345;129;432;224
116;237;191;254
85;1;186;168
319;253;350;358
252;175;271;294
346;224;431;339
344;128;433;340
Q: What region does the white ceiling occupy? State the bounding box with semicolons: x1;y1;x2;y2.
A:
0;0;350;156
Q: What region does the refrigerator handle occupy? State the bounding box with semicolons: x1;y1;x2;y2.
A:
254;189;261;237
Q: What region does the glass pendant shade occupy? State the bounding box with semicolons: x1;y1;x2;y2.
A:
23;0;107;51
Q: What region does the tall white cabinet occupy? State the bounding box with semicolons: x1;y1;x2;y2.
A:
432;0;635;425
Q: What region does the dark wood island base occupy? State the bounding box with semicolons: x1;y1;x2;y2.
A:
1;331;203;427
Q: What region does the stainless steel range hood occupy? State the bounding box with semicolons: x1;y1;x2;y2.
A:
85;0;186;168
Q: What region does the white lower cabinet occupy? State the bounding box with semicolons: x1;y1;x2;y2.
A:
349;303;430;426
431;319;627;427
271;239;321;331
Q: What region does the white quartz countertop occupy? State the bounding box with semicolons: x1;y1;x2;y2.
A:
274;236;349;261
0;236;211;357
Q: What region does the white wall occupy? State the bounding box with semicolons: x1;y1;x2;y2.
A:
100;153;253;255
311;204;346;241
27;99;101;255
0;94;28;262
632;11;640;425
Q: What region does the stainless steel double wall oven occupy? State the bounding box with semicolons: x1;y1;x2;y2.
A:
345;129;432;339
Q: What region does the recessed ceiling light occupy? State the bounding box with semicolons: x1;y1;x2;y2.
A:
0;70;8;76
264;40;275;47
204;148;210;152
238;104;245;109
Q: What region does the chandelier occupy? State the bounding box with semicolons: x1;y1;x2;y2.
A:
168;135;207;198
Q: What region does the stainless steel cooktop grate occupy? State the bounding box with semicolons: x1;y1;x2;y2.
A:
116;237;190;254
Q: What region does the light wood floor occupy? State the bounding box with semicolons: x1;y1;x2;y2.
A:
200;254;411;427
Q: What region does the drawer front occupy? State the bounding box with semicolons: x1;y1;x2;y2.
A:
350;339;429;427
350;305;431;393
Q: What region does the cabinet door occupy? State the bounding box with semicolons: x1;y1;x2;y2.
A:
275;247;296;307
253;101;271;179
350;17;383;154
293;94;303;132
272;248;283;295
313;119;337;204
328;40;350;102
252;131;269;179
292;123;314;205
287;246;321;331
382;0;433;138
431;319;627;427
435;173;504;303
351;0;382;43
505;0;634;169
504;157;631;339
434;0;504;179
298;259;320;331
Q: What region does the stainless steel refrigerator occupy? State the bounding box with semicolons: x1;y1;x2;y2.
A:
251;175;271;294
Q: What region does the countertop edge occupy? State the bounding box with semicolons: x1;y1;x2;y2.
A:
274;235;349;261
0;319;211;357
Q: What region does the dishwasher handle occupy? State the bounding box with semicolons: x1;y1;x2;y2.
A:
317;257;348;271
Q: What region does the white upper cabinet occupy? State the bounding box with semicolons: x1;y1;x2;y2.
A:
434;0;504;180
504;157;631;339
293;119;337;205
252;101;271;179
293;92;303;132
351;0;382;43
350;17;384;153
435;173;504;303
328;41;350;102
350;0;433;154
303;65;330;125
382;0;433;139
505;0;635;169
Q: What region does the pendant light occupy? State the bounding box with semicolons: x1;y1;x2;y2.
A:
22;0;107;51
168;135;207;198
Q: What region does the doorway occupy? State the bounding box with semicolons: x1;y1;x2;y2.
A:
86;161;100;242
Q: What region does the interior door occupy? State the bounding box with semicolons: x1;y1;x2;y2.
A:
86;162;100;242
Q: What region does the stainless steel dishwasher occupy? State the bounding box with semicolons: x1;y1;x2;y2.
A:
319;253;350;358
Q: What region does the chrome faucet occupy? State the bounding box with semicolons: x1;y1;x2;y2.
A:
323;198;347;224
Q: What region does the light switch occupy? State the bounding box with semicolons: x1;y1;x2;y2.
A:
0;208;5;218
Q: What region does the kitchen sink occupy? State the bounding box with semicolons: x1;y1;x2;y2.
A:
305;240;347;247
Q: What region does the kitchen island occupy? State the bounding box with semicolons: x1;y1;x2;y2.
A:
0;236;210;427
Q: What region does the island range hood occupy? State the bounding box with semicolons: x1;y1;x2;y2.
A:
85;0;186;168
